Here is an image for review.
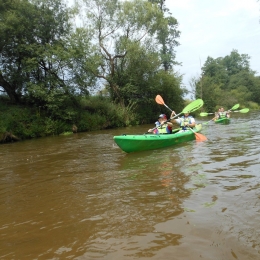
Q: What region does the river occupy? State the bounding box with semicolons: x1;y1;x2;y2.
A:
0;110;259;259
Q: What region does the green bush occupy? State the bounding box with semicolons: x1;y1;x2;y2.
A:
79;96;137;128
0;95;139;142
246;101;259;110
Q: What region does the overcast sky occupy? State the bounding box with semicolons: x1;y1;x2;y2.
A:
167;0;260;92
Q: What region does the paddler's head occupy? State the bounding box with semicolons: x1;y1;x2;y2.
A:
158;114;167;123
184;112;190;117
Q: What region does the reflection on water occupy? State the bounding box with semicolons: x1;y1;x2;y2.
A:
0;111;260;259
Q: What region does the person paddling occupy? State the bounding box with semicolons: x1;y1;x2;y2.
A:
148;114;173;134
215;107;230;120
170;111;196;130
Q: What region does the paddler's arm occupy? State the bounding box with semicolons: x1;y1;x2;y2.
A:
170;111;179;124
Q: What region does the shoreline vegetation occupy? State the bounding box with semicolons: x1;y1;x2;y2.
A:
0;94;255;145
0;94;257;144
0;95;141;144
1;0;259;145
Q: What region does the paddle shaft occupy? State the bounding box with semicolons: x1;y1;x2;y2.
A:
200;104;240;117
163;104;173;112
202;118;214;125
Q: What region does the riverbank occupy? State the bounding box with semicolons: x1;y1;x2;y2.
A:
0;95;138;144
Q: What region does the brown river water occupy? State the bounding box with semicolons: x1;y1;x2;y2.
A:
1;111;260;260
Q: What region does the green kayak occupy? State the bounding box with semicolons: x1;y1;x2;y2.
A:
114;124;202;153
214;118;230;124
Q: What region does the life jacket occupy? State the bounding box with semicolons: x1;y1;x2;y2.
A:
218;112;227;118
180;115;194;130
153;123;172;134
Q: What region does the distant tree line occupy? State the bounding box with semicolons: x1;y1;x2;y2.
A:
191;50;260;112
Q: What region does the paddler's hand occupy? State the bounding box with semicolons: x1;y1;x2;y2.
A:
171;111;176;117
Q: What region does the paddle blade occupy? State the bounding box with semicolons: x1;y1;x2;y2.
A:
182;99;204;113
195;132;207;142
200;112;208;116
230;103;239;111
240;108;249;113
155;95;165;105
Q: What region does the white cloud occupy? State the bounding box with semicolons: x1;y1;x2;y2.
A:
168;0;260;93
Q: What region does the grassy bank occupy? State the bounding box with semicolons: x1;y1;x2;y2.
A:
0;96;138;143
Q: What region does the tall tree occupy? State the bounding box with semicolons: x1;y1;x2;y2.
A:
222;50;250;76
0;0;74;105
74;0;174;105
148;0;180;71
196;50;260;111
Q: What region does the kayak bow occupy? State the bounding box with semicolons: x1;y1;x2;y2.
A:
214;118;230;124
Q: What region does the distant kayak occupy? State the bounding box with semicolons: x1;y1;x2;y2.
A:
114;124;202;153
214;118;230;124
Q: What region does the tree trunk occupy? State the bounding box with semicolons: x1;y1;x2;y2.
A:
0;73;20;103
0;132;20;143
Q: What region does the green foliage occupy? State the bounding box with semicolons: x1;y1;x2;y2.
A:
222;50;250;76
79;96;138;128
73;0;181;106
230;86;252;104
196;50;260;112
0;0;76;104
202;57;229;86
0;0;189;142
148;0;180;70
0;95;139;141
246;101;260;110
0;102;46;139
228;71;260;103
